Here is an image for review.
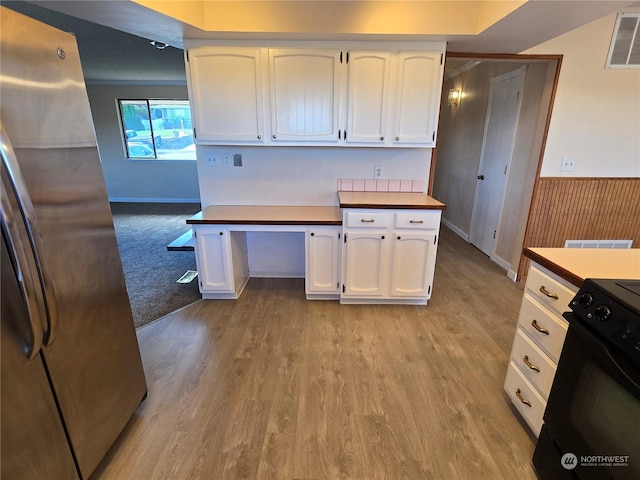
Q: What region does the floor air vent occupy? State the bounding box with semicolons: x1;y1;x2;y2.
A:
564;239;633;249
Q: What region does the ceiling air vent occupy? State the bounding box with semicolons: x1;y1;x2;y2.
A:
606;13;640;68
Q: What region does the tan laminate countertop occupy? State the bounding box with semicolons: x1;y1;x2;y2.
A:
187;205;342;225
338;191;446;209
524;247;640;288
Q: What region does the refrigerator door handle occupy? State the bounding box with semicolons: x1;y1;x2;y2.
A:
1;176;46;360
0;125;59;347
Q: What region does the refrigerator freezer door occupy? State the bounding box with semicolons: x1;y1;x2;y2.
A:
1;8;147;479
1;234;79;480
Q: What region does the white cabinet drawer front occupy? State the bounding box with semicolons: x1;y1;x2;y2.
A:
517;294;568;363
511;328;557;399
395;211;440;230
504;361;546;437
345;211;393;228
526;265;576;317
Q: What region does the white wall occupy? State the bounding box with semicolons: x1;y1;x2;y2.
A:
197;145;432;207
86;84;200;202
524;11;640;178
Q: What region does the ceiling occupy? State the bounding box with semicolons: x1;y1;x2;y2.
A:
2;1;636;83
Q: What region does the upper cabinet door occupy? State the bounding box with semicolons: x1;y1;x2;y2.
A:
187;48;264;143
392;51;444;147
269;49;341;142
345;51;392;144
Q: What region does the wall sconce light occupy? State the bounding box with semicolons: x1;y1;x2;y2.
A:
448;88;461;106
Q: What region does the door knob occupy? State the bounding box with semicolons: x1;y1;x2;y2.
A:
477;174;485;180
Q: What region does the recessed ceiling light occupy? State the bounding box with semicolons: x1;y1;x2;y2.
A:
150;41;169;50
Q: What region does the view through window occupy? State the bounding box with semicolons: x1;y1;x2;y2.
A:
118;99;196;160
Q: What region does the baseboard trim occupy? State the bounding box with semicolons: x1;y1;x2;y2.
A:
441;218;470;242
109;197;201;203
491;254;512;273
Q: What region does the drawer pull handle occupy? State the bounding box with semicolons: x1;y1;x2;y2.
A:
531;320;549;335
539;285;559;299
360;219;375;223
409;220;424;224
523;355;541;372
515;389;532;407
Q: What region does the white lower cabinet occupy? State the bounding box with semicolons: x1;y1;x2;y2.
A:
504;263;576;436
305;227;341;299
341;208;441;304
193;226;249;299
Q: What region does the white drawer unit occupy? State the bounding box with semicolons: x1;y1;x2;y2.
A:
517;293;569;363
511;329;557;397
504;261;577;437
505;360;547;436
344;210;394;228
341;208;441;304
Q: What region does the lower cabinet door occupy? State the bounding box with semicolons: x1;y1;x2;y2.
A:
305;227;340;296
343;231;388;296
193;226;234;293
389;232;435;297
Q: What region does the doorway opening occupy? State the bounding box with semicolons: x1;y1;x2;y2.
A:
431;54;562;281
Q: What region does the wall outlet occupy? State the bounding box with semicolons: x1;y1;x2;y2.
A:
233;154;243;166
222;153;232;166
561;157;576;171
374;165;384;178
206;154;219;166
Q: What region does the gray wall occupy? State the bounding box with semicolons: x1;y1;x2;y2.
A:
86;84;200;202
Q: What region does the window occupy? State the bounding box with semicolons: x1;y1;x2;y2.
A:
118;99;196;160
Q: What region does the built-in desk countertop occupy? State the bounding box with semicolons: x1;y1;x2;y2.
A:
187;205;342;226
338;191;446;210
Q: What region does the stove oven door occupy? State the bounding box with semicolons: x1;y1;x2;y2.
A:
533;314;640;480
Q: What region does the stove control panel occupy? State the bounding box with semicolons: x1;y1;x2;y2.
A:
568;278;640;366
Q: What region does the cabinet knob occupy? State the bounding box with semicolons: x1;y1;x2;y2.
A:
219;232;224;235
381;235;385;239
395;136;400;141
257;135;262;140
380;136;384;141
310;232;315;236
272;134;277;139
397;236;401;240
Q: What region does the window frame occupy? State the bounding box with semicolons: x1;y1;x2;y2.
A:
117;98;196;161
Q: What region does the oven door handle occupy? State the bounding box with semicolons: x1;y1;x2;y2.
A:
564;312;640;399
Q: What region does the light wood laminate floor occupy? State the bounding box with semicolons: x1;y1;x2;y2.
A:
93;227;538;480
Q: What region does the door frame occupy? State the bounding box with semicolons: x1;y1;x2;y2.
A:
434;52;563;280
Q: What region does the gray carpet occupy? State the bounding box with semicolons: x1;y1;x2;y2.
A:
110;202;202;328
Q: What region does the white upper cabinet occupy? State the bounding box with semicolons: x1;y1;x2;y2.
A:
269;49;341;142
184;42;445;147
393;51;443;146
186;47;264;143
345;51;392;145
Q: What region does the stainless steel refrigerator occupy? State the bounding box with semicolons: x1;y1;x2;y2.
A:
1;7;147;479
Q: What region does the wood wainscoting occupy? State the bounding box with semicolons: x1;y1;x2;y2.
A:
518;177;640;279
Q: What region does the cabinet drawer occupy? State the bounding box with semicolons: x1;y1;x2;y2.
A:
504;361;546;437
526;265;576;317
345;211;393;228
511;328;557;399
517;294;568;363
395;211;440;230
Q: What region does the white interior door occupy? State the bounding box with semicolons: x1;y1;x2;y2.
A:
469;67;525;257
